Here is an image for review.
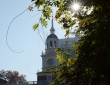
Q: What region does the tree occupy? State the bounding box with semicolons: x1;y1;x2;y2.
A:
32;0;110;85
0;70;27;84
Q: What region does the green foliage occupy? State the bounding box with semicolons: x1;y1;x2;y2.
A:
42;6;52;19
32;0;110;85
33;23;39;31
56;48;65;63
40;17;47;27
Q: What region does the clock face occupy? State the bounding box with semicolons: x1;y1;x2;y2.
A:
47;58;54;65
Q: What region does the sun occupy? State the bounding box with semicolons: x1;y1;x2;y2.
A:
72;3;80;11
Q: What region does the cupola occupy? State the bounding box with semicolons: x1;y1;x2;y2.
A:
46;16;58;49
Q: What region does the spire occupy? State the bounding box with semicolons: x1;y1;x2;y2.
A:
50;15;55;34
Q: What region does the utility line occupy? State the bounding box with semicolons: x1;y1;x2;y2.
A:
6;2;35;53
28;12;41;19
37;28;45;44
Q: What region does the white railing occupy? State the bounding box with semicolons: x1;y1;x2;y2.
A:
37;80;47;84
0;81;37;85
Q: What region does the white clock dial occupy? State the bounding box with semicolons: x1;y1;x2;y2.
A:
47;58;54;65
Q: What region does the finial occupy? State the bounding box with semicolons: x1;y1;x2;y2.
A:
52;15;53;29
50;14;55;34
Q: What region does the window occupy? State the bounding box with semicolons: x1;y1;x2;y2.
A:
54;41;56;48
50;41;52;48
48;76;52;81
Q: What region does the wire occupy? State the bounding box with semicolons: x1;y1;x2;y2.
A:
26;65;36;74
28;12;41;19
36;14;45;44
37;28;45;44
6;2;35;53
41;25;46;41
37;32;42;52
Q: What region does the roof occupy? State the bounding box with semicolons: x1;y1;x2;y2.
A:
58;36;79;48
47;34;58;39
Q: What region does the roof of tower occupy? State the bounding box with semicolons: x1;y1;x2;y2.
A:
47;34;58;39
47;15;58;40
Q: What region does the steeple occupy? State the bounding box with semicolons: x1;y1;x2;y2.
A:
50;15;55;34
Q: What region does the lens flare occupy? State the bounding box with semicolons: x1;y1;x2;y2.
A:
73;3;80;11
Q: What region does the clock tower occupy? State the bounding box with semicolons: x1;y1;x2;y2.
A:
41;16;59;71
37;16;59;84
36;16;78;85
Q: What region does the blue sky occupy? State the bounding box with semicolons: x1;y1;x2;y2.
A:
0;0;66;81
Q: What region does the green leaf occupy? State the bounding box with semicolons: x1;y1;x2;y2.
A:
65;30;69;37
42;6;52;19
33;23;39;31
40;17;48;27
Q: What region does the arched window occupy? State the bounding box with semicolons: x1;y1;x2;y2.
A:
54;41;56;48
50;41;52;48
